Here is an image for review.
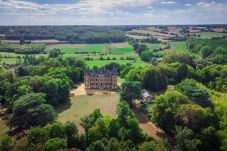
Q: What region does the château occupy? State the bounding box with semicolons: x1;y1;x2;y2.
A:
84;68;118;90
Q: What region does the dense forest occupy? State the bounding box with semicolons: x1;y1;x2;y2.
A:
0;26;130;43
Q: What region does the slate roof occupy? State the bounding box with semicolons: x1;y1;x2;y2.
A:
84;68;117;77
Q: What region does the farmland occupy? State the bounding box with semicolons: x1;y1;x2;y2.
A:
195;32;227;39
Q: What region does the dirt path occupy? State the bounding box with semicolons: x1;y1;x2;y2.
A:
135;110;165;140
70;84;87;96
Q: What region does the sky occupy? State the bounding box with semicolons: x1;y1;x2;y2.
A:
0;0;227;25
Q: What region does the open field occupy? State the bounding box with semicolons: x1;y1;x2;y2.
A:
46;43;133;53
85;60;149;68
195;32;227;39
164;42;200;58
146;43;166;51
57;93;119;132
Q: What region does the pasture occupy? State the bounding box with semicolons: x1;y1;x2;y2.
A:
195;32;227;39
57;93;119;132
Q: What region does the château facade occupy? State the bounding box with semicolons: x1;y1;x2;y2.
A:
84;68;118;90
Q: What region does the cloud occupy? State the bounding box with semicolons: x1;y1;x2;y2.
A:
0;0;156;15
196;1;227;12
160;1;176;4
185;3;191;7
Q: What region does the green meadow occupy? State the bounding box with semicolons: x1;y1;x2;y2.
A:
195;32;227;39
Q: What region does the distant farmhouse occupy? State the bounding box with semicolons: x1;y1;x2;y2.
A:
84;68;118;90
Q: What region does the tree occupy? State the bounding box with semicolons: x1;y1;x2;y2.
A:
199;127;221;151
44;78;71;106
87;140;105;151
46;122;65;139
48;49;61;58
126;117;144;144
27;127;48;145
105;138;121;151
42;138;66;151
80;109;103;133
176;104;218;133
176;79;213;108
125;67;144;82
120;81;142;105
150;90;189;135
162;52;195;67
142;66;167;92
141;50;153;62
175;127;201;151
200;46;213;58
9;93;55;131
139;141;156;151
117;102;134;127
64;122;78;138
133;43;148;55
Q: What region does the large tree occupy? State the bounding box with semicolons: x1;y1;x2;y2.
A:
150;90;189;135
9;93;55;131
120;81;142;105
142;66;167;92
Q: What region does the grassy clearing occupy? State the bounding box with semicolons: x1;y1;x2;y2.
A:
164;42;200;58
57;93;119;132
195;32;227;39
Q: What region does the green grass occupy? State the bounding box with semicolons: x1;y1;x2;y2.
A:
146;43;166;51
164;42;200;58
85;60;150;68
57;93;119;132
195;32;227;39
46;43;133;54
111;47;133;54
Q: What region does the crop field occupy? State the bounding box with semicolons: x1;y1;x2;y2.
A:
195;32;227;39
57;93;119;132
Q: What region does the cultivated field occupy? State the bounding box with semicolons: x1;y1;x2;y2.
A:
57;93;119;132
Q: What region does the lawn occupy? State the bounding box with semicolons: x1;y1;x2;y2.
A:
195;32;227;39
57;93;119;132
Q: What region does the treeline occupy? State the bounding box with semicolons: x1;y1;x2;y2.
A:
0;26;127;44
118;51;227;150
0;43;46;54
187;38;227;64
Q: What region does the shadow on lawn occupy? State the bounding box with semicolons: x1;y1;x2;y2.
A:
55;100;72;114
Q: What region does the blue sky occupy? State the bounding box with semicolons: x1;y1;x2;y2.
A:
0;0;227;25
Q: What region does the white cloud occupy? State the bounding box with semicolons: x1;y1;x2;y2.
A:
196;1;227;12
0;0;156;16
185;3;191;7
161;1;176;4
